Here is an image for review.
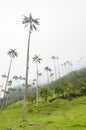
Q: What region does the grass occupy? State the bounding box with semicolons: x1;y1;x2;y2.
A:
0;96;86;130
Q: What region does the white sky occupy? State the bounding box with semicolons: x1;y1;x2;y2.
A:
0;0;86;85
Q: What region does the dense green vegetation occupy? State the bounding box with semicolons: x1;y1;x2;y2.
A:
50;68;86;100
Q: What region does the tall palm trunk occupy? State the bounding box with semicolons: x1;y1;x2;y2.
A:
57;60;60;79
3;58;12;106
46;71;49;101
57;59;61;87
53;59;57;80
47;71;49;88
0;78;5;98
22;22;31;121
36;62;38;108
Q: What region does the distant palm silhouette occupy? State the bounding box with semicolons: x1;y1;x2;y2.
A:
3;49;18;106
32;55;42;108
44;66;52;88
51;56;57;80
0;74;7;96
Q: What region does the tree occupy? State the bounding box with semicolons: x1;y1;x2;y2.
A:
3;49;18;106
8;80;13;87
5;80;13;106
39;87;50;102
32;55;42;108
51;56;57;80
0;74;7;98
56;56;62;87
22;13;40;120
44;66;52;88
80;56;85;68
1;74;7;87
56;57;61;79
38;72;42;85
13;75;18;88
32;79;36;86
50;73;54;82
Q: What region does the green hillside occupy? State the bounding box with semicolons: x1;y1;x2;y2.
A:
0;68;86;130
49;68;86;100
0;96;86;130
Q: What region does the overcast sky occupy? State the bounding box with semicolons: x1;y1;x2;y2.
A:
0;0;86;85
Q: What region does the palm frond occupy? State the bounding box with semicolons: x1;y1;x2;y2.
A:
38;58;42;62
7;49;18;58
44;66;48;70
51;56;55;59
32;55;42;63
44;66;51;71
33;18;40;25
33;24;37;30
22;14;40;31
22;15;30;24
24;23;29;28
48;68;52;71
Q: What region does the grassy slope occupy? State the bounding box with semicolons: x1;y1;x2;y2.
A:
0;97;86;130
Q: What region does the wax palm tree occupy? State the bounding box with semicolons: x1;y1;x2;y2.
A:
70;62;73;75
18;76;23;89
44;66;52;88
32;55;42;108
0;74;7;98
19;76;25;99
56;57;61;79
61;64;65;76
64;62;71;87
66;61;73;74
1;74;7;87
64;62;67;75
13;75;18;80
38;72;42;76
38;72;42;85
13;75;18;88
44;66;51;101
66;61;70;74
5;80;13;106
51;56;57;80
33;78;36;82
22;13;40;120
8;80;13;87
80;56;85;68
77;60;81;70
3;49;18;106
13;75;19;101
50;73;54;82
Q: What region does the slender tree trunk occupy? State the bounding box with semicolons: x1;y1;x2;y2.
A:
57;59;61;86
46;71;49;101
53;59;57;80
0;78;5;98
57;60;61;79
61;65;65;77
3;58;12;107
22;23;31;121
36;63;38;108
5;94;8;106
47;71;49;88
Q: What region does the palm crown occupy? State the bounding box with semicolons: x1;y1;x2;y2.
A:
45;66;52;72
22;13;40;31
32;55;42;63
7;49;18;58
